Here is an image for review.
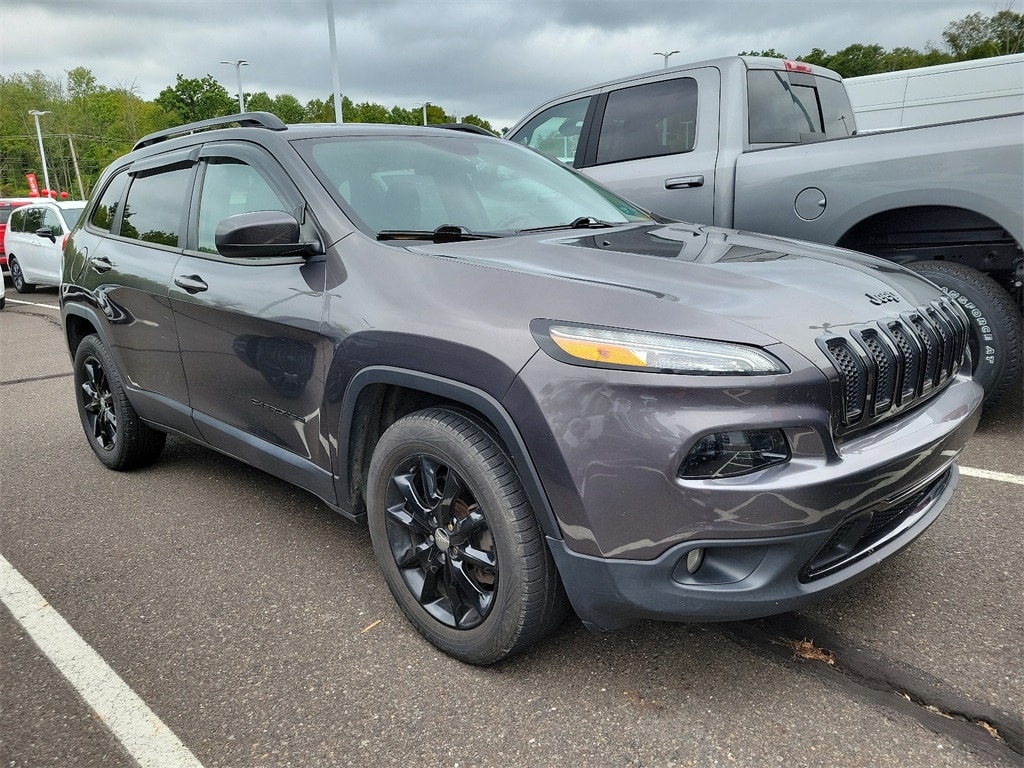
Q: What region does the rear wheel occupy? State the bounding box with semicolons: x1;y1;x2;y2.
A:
73;334;166;470
9;256;35;293
907;261;1022;407
366;408;567;664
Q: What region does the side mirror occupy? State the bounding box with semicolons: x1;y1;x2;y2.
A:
35;227;57;243
215;210;317;259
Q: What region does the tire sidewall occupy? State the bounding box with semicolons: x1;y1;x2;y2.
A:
366;413;532;664
907;261;1022;404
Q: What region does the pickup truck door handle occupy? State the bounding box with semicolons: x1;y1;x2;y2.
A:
90;256;113;273
665;175;705;189
173;275;209;294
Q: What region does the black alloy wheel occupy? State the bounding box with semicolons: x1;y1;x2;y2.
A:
367;408;567;664
385;454;498;629
73;334;166;470
80;353;117;451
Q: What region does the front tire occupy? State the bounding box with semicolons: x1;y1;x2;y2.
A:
73;334;166;470
9;256;35;293
367;408;567;664
907;261;1022;408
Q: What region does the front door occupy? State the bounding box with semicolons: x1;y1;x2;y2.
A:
168;143;333;497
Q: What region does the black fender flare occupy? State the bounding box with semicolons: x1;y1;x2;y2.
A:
337;365;563;542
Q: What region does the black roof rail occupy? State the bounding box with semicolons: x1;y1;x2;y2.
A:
132;112;288;151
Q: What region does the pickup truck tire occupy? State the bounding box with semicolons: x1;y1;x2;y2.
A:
366;407;567;665
906;261;1022;407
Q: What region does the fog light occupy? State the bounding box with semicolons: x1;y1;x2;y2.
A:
685;548;705;574
678;428;790;479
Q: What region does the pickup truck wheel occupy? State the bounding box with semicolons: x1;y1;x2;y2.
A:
73;334;166;470
9;256;36;294
366;407;567;665
907;261;1022;407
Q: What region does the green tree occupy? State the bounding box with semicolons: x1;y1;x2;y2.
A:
822;43;888;77
155;74;235;123
942;9;1024;57
738;49;788;59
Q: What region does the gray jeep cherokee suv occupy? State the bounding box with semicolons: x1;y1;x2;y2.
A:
61;113;982;664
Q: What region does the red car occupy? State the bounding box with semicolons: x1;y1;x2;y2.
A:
0;199;33;268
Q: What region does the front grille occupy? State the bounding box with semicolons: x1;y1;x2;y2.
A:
818;297;969;434
800;469;950;582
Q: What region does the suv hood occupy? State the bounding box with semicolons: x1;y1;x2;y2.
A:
410;223;942;357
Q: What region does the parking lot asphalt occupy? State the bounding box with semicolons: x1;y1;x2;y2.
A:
2;287;1021;768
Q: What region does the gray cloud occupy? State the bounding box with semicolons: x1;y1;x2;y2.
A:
1;0;996;130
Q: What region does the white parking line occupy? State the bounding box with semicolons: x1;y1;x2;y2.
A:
2;297;60;309
960;466;1024;486
0;555;204;768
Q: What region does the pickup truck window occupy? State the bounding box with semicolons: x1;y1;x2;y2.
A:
596;78;698;165
509;96;591;165
747;69;854;143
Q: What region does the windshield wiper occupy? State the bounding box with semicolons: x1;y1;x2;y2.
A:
521;216;617;233
376;224;497;243
569;216;615;228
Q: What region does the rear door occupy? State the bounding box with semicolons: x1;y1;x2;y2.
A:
169;141;334;499
68;154;197;436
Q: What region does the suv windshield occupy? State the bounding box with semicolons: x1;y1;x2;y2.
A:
296;135;651;236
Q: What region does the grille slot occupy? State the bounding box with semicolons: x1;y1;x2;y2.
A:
818;298;968;433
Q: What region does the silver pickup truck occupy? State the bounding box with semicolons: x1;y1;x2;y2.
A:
508;56;1023;406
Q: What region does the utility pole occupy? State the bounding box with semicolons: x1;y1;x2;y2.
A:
68;135;86;199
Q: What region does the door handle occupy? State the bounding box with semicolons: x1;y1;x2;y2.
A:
173;275;209;294
90;256;113;273
665;175;705;189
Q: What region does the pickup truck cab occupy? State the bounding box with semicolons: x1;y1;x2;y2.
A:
508;56;1023;406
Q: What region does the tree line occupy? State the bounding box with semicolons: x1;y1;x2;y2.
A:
1;9;1020;199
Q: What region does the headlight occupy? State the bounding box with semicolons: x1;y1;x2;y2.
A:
533;321;789;375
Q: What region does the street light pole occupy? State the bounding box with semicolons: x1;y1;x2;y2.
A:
220;59;249;112
326;0;344;123
29;110;52;195
653;50;680;68
416;101;431;125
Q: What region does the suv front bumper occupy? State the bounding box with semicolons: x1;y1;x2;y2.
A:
549;464;956;632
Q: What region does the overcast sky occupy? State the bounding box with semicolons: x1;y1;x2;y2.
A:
0;0;1004;130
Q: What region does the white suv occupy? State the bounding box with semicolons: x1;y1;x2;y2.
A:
4;200;86;292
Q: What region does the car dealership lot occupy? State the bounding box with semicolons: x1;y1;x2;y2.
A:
2;289;1021;767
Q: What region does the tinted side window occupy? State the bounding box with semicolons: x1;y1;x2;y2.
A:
509;96;591;165
196;159;289;254
120;167;192;246
91;170;130;232
596;78;698;165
